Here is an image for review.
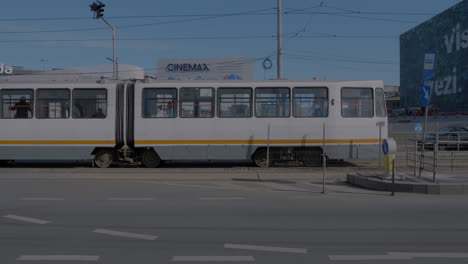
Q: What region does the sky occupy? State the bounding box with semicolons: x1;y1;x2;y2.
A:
0;0;463;85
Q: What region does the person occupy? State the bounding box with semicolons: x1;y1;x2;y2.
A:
9;96;31;119
313;104;323;117
92;108;106;118
156;105;167;118
167;101;174;117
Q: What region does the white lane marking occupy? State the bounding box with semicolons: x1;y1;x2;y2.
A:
329;252;468;261
389;252;468;258
257;182;311;192
329;254;412;261
107;198;155;201
214;183;258;192
199;197;245;200
172;256;255;262
93;228;158;240
17;255;99;261
20;198;64;201
4;214;50;225
224;243;307;254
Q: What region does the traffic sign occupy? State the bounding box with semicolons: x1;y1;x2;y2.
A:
414;123;422;133
382;139;389;155
420;83;431;107
422;52;436;81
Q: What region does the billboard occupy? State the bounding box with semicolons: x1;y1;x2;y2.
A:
400;0;468;112
156;57;254;81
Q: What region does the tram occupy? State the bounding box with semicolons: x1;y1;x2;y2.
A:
0;77;388;167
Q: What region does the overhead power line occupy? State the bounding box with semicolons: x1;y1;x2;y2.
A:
0;7;275;34
0;33;399;44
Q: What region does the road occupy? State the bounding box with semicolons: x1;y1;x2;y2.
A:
0;169;467;264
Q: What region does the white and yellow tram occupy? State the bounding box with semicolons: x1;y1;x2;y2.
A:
0;78;387;167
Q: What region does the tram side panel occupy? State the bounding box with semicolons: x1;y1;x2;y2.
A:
133;82;352;161
0;84;117;160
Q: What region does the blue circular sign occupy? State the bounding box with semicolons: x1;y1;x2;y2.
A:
414;123;422;133
382;139;389;155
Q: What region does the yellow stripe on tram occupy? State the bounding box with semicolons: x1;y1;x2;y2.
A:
0;140;115;145
134;139;380;145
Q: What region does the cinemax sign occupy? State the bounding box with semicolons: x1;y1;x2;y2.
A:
0;64;13;75
166;63;210;72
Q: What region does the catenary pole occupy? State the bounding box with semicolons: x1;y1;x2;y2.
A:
277;0;282;79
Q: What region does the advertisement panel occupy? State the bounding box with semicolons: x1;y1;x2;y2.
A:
400;0;468;112
156;57;254;81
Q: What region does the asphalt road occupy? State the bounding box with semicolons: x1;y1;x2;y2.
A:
1;173;467;264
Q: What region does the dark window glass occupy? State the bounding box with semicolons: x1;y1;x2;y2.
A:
375;88;386;117
293;87;328;117
142;88;177;118
218;88;252;118
36;89;70;119
180;87;214;118
341;88;374;118
0;89;33;119
72;89;107;119
255;87;290;118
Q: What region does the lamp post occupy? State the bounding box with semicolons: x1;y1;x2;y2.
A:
90;1;118;80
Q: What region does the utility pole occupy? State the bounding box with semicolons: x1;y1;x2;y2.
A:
90;1;118;80
277;0;282;79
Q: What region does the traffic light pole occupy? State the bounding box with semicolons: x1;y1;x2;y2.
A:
100;17;117;80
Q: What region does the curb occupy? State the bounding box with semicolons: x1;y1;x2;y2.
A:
347;173;468;195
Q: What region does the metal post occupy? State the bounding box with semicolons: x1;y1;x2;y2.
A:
391;158;395;196
451;152;454;172
379;125;382;169
418;106;429;179
406;137;409;167
433;122;438;183
414;140;417;177
277;0;282;79
266;123;270;168
322;123;326;194
101;17;117;80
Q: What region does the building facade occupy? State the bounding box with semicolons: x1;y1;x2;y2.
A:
400;0;468;112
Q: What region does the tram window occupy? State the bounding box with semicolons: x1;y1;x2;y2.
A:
36;89;70;119
341;88;374;118
255;87;290;118
375;88;387;117
180;87;214;118
218;88;252;118
0;89;34;119
142;88;177;118
293;87;328;117
72;89;107;119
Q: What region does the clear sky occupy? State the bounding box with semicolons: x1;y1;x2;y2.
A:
0;0;462;85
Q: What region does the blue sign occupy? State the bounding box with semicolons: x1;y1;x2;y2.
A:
420;83;431;107
422;52;436;81
382;139;389;155
414;123;422;133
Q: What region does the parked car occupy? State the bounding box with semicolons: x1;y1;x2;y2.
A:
419;124;468;151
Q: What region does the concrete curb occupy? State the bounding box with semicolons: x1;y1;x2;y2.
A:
347;173;468;195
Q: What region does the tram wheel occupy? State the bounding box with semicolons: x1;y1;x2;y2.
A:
253;149;271;168
94;150;114;168
141;149;161;168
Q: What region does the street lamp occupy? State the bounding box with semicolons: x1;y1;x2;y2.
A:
90;1;118;80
